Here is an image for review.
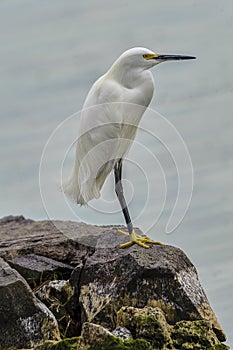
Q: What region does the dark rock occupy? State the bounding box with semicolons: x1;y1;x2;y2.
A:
77;232;225;342
69;263;84;287
8;254;73;287
0;215;107;264
0;257;60;349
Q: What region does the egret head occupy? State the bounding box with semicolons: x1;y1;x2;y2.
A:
115;47;196;71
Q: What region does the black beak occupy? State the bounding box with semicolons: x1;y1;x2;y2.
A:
155;54;196;61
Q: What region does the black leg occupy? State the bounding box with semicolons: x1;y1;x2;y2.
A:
114;160;133;234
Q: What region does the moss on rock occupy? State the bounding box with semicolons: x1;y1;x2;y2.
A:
116;306;229;350
89;338;152;350
36;337;79;350
207;345;229;350
171;320;225;349
77;322;153;350
117;306;171;349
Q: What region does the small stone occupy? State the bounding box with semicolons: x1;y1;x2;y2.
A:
112;326;133;340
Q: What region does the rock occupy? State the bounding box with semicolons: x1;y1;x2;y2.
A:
171;319;223;349
0;257;60;349
35;280;77;338
117;306;172;348
0;215;106;264
35;337;79;350
0;216;229;349
112;326;133;340
8;254;73;287
117;306;227;349
76;318;229;350
36;280;74;305
77;232;226;342
77;322;152;350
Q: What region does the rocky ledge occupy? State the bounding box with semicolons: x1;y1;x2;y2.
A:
0;215;229;350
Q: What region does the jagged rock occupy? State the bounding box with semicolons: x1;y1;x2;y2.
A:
35;280;77;338
0;215;106;264
8;254;73;287
0;257;60;349
77;232;226;342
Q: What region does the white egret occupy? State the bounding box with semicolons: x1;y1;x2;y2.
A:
63;47;196;248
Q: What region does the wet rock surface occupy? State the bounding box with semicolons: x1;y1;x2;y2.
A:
0;216;229;349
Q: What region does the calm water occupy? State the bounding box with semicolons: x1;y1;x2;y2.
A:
0;0;233;346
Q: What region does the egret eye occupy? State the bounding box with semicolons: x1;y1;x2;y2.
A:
143;54;150;59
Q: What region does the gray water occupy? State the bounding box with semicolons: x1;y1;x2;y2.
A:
0;0;233;346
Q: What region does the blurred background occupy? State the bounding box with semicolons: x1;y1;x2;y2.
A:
0;0;232;346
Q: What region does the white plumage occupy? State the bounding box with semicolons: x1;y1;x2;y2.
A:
63;47;157;204
63;47;195;205
62;46;195;249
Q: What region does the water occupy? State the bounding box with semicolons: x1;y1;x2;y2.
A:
0;0;233;346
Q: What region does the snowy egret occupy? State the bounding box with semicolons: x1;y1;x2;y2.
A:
63;47;196;248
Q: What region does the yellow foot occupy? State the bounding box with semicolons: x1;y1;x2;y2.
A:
116;229;164;249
